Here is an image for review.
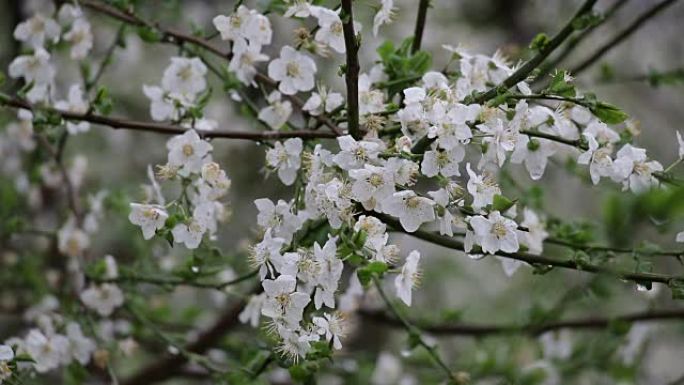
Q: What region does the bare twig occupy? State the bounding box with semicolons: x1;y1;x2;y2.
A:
361;308;684;336
571;0;680;75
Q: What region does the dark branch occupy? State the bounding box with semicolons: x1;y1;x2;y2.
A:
411;0;431;54
341;0;361;140
0;95;337;141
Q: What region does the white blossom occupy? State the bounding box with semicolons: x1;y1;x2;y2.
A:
333;135;381;170
373;0;396;36
65;322;95;365
311;7;346;53
55;85;90;134
520;208;547;255
469;211;519;254
128;203;168;240
63;18;93;60
612;144;663;193
349;164;395;210
577;133;614;185
230;38;269;86
57;217;90;258
161;57;207;97
166;129;212;176
302;86;344;116
261;275;310;327
421;147;465;177
268;46;317;95
25;329;69;373
384;190;435;232
510;135;556;180
428;188;454;236
80;284;124;317
239;293;267;327
394;250;421;306
265;138;303;186
14;14;60;49
258;91;292;130
254;198;303;242
677;131;684;159
466;163;501;212
312;312;346;350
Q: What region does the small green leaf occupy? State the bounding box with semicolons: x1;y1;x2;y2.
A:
530;33;550;52
548;71;576;97
137;26;162;43
492;194;516;212
590;102;628;124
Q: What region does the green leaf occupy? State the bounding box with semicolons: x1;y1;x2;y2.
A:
548;71;576;97
590;102;628;124
92;86;113;115
529;33;550;52
137;26;162;43
357;261;388;287
492;194;516;212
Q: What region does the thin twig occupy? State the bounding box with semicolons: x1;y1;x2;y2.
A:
372;277;457;382
361;307;684;336
571;0;680;75
537;0;630;81
0;94;336;141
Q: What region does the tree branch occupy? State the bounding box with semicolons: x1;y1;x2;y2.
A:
0;95;336;141
121;284;262;385
571;0;680;76
341;0;361;140
411;0;431;54
361;307;684;336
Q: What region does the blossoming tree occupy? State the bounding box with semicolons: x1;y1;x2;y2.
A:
1;0;684;384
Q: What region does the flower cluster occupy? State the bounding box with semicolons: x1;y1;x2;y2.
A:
129;130;231;249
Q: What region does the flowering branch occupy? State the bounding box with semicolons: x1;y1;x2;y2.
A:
0;94;337;141
81;0;342;135
411;0;599;153
361;307;684;336
375;214;681;285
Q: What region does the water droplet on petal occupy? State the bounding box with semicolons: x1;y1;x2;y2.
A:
168;345;180;355
191;266;200;273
